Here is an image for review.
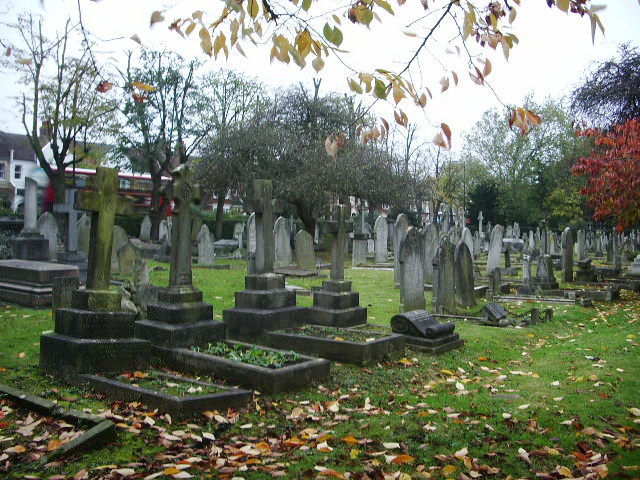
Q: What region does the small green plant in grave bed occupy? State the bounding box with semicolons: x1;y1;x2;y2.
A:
286;325;384;342
191;342;301;368
112;369;225;397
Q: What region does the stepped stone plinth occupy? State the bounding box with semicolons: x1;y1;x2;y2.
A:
307;280;367;327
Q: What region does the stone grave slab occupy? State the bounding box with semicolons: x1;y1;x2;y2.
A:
265;326;404;366
155;341;330;394
79;371;251;420
0;259;79;307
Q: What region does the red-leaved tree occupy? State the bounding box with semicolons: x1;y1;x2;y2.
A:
572;118;640;231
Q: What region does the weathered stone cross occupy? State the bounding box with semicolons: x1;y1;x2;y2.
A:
244;180;282;275
76;167;133;291
168;163;200;288
325;203;353;281
54;188;80;252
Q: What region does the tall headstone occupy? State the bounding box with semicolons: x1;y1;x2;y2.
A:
561;227;574;283
140;215;152;242
295;230;316;270
460;227;474;262
393;214;410;286
454;241;475;308
528;230;536;252
423;222;439;285
478;211;484;238
158;219;168;243
549;232;558;256
613;230;622;270
399;227;425;312
246;213;256;274
10;176;49;261
433;237;455;314
374;216;388;263
53;188;87;281
197;224;216;265
37;212;59;261
274;217;292;268
486;224;504;275
518;255;533;295
77;214;91;256
117;241;141;277
111;226;128;274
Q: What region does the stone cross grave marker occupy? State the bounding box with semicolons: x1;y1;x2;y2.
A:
244;180;283;275
167;163;200;288
393;214;410;286
76;167;134;291
325;203;352;281
53;188;80;252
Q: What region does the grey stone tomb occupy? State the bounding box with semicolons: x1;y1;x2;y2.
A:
391;310;463;354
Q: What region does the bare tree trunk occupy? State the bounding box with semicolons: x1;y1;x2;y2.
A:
150;181;162;241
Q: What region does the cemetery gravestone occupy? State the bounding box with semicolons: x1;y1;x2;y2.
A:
461;227;474;262
454;241;475;308
140;216;152;242
518;255;534;294
433;237;455;314
391;310;464;353
577;230;586;261
247;213;256;273
274;216;293;268
399;227;425;312
561;227;574;283
197;225;216;265
37;211;59;261
307;203;367;327
135;163;225;348
40;167;150;375
111;226;128;274
423;223;440;285
117;241;141;277
374;216;388;263
393;214;410;286
295;230;316;270
10;176;49;261
486;224;504;275
224;180;306;340
77;214;91;256
54;189;87;282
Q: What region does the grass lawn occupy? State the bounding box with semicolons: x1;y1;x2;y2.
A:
0;259;638;479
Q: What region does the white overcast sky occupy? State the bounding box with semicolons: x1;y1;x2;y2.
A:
1;0;639;151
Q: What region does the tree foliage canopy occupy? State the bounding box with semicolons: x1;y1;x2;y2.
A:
571;43;640;129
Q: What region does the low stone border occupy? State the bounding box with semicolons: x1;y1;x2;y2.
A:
0;383;115;461
156;343;330;394
265;328;405;366
79;372;252;420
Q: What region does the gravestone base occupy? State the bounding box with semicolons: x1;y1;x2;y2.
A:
306;280;367;327
530;278;560;290
40;333;150;377
10;233;49;261
72;289;122;312
223;273;305;342
0;259;79;307
402;334;465;354
56;251;88;283
153;244;172;263
136;285;223;348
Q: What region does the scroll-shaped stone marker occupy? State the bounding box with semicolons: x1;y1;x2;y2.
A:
390;309;463;354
